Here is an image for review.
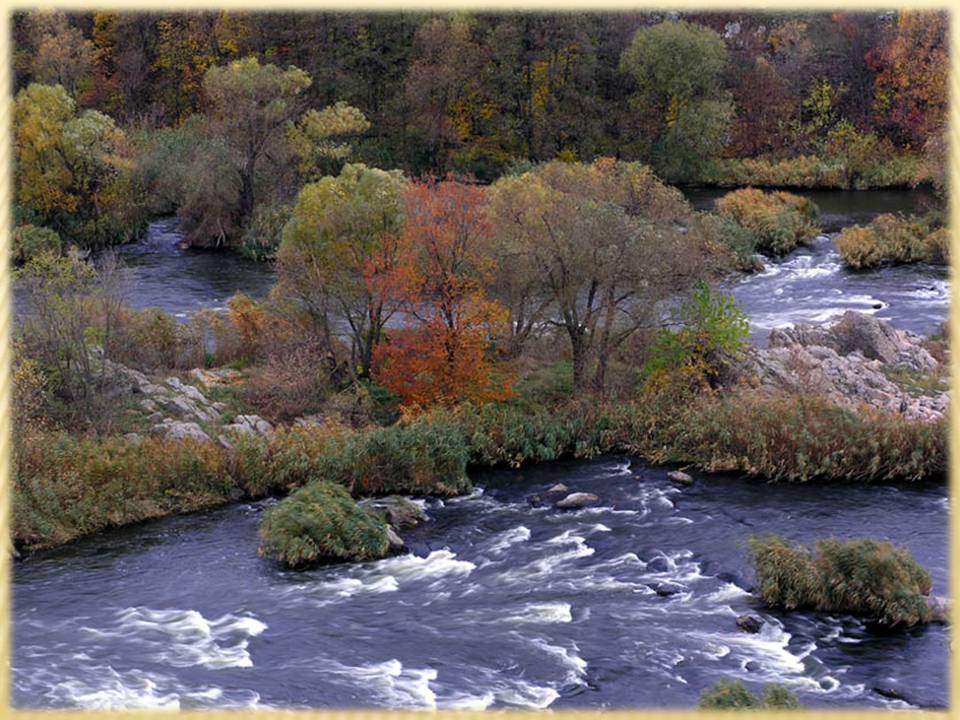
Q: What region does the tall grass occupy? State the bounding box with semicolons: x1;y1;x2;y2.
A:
748;535;934;626
14;387;946;552
258;481;389;567
715;188;820;256
836;213;948;269
697;154;925;190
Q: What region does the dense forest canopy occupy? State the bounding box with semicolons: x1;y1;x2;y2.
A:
11;9;948;253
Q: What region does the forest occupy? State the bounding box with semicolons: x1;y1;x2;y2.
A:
12;10;948;257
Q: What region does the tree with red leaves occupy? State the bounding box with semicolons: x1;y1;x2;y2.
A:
373;176;512;408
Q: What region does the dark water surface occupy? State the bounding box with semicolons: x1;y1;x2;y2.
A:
13;459;948;709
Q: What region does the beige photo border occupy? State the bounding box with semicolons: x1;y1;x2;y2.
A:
0;0;955;717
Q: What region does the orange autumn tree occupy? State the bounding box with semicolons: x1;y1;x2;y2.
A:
373;176;513;408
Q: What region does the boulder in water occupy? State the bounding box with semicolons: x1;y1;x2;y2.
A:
736;614;765;633
651;581;685;597
645;556;671;573
527;483;571;507
667;470;694;486
554;492;599;510
359;496;428;529
386;526;405;552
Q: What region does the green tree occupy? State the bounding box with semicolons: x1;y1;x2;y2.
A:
13;83;141;248
619;20;732;182
489;159;711;391
277;163;406;378
202;56;312;232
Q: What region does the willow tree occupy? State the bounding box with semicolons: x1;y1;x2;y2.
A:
277;163;405;377
490;159;714;391
202;57;311;231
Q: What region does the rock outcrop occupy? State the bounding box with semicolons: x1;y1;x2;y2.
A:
745;312;948;422
100;357;275;443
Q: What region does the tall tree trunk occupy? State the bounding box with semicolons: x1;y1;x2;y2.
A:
238;159;256;232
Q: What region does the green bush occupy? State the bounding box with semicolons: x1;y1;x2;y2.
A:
231;416;472;498
238;200;293;261
258;481;389;568
12;224;62;264
698;680;799;709
640;281;749;389
836;213;947;268
748;535;934;626
715;188;820;256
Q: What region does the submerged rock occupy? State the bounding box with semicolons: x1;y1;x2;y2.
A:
651;581;685;597
554;492;599;510
667;470;694;486
645;556;671;573
528;483;572;507
736;614;764;633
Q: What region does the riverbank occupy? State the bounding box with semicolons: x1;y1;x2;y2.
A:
13;310;947;555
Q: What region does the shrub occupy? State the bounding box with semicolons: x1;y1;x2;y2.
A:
715;188;820;255
748;535;934;627
836;213;947;268
238;200;292;261
699;680;799;709
695;213;762;271
12;224;61;264
640;281;749;391
241;348;331;422
258;481;389;568
108;306;205;371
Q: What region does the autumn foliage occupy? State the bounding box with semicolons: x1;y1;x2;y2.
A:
372;177;513;408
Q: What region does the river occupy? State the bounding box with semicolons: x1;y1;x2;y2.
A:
12;189;950;709
13;459;948;709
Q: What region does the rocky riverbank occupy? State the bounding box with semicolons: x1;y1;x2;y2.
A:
744;311;947;422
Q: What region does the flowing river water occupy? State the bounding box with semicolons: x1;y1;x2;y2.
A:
12;190;950;710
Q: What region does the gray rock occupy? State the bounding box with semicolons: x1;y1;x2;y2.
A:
547;483;569;494
386;526;405;551
736;614;764;633
151;421;212;444
768;311;938;373
667;470;694;486
744;319;947;423
359;496;428;529
554;492;599;510
123;432;142;444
